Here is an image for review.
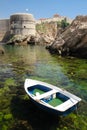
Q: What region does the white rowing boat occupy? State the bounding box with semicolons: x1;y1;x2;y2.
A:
24;79;81;116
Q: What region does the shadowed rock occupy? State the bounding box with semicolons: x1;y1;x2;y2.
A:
0;45;5;54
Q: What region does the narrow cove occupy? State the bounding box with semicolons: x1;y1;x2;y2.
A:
0;45;87;130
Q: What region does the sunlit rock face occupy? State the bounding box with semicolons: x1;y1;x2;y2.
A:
47;15;87;58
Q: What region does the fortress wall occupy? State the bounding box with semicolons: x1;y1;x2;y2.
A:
0;19;10;41
0;13;36;42
10;13;36;36
36;17;72;24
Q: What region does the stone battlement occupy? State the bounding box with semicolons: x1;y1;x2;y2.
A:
0;13;36;41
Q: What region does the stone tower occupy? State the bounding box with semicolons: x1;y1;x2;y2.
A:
10;13;36;36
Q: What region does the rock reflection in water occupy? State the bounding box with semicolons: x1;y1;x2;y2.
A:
0;45;87;130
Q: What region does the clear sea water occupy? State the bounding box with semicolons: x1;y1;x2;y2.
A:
0;45;87;130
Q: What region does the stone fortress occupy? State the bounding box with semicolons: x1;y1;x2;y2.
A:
0;13;72;42
0;13;36;42
0;19;10;41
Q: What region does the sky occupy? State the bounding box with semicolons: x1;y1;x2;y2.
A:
0;0;87;20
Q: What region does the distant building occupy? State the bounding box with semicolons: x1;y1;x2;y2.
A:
36;14;72;24
53;14;60;18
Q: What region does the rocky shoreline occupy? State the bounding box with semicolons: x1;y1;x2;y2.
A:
47;16;87;59
0;45;5;54
2;15;87;59
6;34;54;46
6;22;57;46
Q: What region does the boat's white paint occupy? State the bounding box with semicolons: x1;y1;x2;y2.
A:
33;89;58;100
24;79;81;113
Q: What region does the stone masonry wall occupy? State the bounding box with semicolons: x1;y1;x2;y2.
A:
0;19;10;41
0;13;36;42
10;13;36;36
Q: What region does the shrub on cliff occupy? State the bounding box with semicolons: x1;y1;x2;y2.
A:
61;18;70;29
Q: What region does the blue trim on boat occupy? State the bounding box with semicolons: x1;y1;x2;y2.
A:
24;79;81;116
28;84;52;94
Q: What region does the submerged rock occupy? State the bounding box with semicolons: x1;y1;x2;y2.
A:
0;45;5;54
47;15;87;58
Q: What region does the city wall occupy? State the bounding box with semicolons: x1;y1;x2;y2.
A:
36;15;72;24
0;13;72;42
0;13;36;42
0;19;10;41
10;13;36;36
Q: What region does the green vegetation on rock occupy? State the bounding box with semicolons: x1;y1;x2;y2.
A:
61;18;70;29
36;23;47;33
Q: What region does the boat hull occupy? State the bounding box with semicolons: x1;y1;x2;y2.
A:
24;79;81;116
29;96;78;116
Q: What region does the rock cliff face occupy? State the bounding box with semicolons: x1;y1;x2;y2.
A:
35;22;58;45
47;16;87;58
6;22;58;45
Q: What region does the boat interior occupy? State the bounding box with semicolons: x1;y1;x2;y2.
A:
28;84;70;107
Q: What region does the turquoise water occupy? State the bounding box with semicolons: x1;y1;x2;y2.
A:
0;45;87;130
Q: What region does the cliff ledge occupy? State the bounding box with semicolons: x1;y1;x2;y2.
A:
47;15;87;58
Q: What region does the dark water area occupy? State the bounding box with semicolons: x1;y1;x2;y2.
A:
0;45;87;130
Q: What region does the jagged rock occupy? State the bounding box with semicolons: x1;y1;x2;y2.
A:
6;35;34;45
47;15;87;58
35;32;54;45
0;45;5;54
36;22;58;45
6;21;59;45
27;35;36;45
